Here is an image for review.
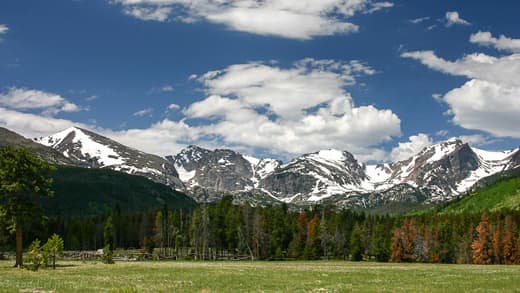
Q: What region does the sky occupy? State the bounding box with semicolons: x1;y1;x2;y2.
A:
0;0;519;162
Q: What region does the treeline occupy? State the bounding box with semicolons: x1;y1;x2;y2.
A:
5;196;520;264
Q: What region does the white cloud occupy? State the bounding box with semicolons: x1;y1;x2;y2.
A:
431;93;442;103
0;24;8;35
123;6;172;22
133;107;154;117
445;11;470;27
455;134;493;146
85;95;98;101
0;106;193;156
0;107;79;139
0;87;81;116
435;129;449;137
402;34;520;138
389;133;432;162
443;79;520;138
167;103;180;110
183;58;401;159
470;31;520;53
365;2;393;14
162;85;174;92
104;119;198;156
111;0;393;40
409;17;430;24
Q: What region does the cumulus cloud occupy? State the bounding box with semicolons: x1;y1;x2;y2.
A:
0;107;79;139
402;34;520;138
443;79;520;137
445;11;470;27
111;0;393;40
133;107;154;117
470;31;520;53
103;119;199;156
389;133;432;162
0;87;81;116
182;58;401;158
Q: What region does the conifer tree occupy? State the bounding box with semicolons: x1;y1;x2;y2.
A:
471;213;492;264
390;228;403;262
503;214;516;265
401;218;417;262
102;216;115;264
492;215;503;264
349;223;363;261
0;147;55;267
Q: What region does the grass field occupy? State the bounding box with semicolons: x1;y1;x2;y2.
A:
2;261;520;292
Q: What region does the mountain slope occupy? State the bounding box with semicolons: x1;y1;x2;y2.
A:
0;127;74;165
442;175;520;214
42;166;196;216
36;127;183;188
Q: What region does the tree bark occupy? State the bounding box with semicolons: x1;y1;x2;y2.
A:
15;224;23;268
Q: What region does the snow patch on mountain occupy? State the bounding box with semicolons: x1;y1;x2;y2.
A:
473;148;516;161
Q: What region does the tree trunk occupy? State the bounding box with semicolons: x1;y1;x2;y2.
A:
15;224;23;268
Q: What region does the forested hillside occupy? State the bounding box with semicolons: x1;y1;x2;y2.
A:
42;166;196;216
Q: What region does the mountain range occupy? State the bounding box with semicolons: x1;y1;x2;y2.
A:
2;126;519;210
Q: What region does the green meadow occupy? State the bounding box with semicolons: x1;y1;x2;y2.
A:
1;260;520;292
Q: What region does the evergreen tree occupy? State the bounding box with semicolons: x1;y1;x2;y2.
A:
503;214;516;265
0;147;55;267
371;220;390;262
303;214;320;260
320;211;331;260
103;216;114;264
349;223;363;261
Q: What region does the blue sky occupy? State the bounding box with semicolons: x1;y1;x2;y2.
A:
0;0;519;162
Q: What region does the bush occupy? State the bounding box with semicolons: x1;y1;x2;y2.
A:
42;234;64;269
24;239;43;271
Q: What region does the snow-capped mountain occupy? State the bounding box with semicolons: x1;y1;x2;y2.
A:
259;149;368;203
36;127;183;188
166;146;282;202
169;140;519;207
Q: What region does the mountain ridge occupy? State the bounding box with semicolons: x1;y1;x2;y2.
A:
12;126;520;209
